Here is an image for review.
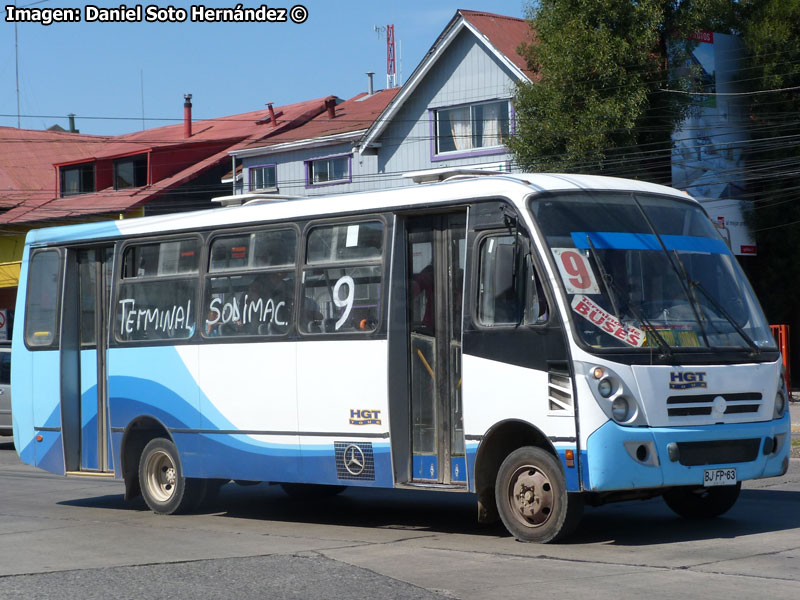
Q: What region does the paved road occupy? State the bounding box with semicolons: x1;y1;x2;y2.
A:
0;434;798;599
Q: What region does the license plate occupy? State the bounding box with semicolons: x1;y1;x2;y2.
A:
703;467;737;487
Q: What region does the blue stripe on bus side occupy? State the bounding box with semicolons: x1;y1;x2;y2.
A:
571;232;729;254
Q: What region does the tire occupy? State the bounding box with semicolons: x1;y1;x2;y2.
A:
138;438;205;514
280;483;346;500
495;446;583;543
663;483;741;519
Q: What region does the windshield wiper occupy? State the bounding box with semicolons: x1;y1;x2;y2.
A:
626;299;675;359
630;194;711;347
585;235;621;320
585;234;673;358
680;267;761;356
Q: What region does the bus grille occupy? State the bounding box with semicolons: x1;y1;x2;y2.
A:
335;441;375;481
676;438;761;466
666;392;762;418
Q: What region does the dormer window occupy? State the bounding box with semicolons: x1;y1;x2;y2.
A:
114;154;148;190
60;163;95;197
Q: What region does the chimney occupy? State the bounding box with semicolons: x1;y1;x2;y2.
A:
325;97;336;119
267;102;276;127
366;72;374;96
184;93;192;138
67;113;79;133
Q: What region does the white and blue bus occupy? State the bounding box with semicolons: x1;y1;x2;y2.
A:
12;173;790;542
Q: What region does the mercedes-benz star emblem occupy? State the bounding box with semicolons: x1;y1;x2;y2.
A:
343;444;366;476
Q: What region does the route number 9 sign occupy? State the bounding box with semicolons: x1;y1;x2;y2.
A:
551;248;600;295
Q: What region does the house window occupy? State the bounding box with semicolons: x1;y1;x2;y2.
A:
307;155;350;186
249;164;277;191
60;163;95;197
114;154;148;190
435;100;510;155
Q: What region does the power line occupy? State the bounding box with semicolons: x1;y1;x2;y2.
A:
659;84;800;96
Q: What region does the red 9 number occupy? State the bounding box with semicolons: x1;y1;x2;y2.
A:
560;250;592;290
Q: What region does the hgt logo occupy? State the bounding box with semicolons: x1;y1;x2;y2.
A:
349;409;381;425
669;371;708;390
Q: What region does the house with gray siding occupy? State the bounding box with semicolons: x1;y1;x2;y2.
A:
227;88;400;201
360;10;532;187
225;10;531;201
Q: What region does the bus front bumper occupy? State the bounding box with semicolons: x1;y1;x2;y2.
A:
583;414;791;492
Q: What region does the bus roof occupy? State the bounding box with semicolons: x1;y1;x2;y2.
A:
25;173;690;246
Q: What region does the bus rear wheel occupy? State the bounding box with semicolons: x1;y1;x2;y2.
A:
663;483;741;519
139;438;204;514
495;446;583;543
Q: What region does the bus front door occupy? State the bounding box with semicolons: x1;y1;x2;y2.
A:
60;247;114;474
406;214;467;485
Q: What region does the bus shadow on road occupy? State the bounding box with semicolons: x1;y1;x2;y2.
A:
58;483;800;545
58;482;506;537
205;483;507;537
564;489;800;545
205;485;800;544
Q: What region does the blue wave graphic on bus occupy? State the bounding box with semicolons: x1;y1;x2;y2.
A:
107;369;393;487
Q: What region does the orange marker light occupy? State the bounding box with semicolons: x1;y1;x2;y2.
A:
591;367;605;379
565;449;575;468
35;435;43;442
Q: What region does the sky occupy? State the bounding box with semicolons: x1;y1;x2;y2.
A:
0;0;529;136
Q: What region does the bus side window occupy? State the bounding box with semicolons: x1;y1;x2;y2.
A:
25;250;61;348
477;235;548;327
478;235;519;326
203;228;297;339
116;239;199;342
300;221;383;334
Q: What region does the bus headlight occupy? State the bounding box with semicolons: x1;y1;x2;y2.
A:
612;396;631;422
774;367;788;419
598;378;613;398
774;390;786;419
584;363;645;426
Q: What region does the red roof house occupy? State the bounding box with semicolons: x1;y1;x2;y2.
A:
0;96;336;225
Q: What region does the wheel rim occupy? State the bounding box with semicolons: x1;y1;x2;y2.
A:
506;464;554;528
144;449;177;503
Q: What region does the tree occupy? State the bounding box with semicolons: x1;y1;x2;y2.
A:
737;0;800;347
508;0;729;181
510;0;800;374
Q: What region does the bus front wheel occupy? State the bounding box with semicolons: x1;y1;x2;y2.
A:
662;483;741;519
139;438;204;514
495;446;583;543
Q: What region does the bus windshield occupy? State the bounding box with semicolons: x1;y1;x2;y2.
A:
530;192;775;352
